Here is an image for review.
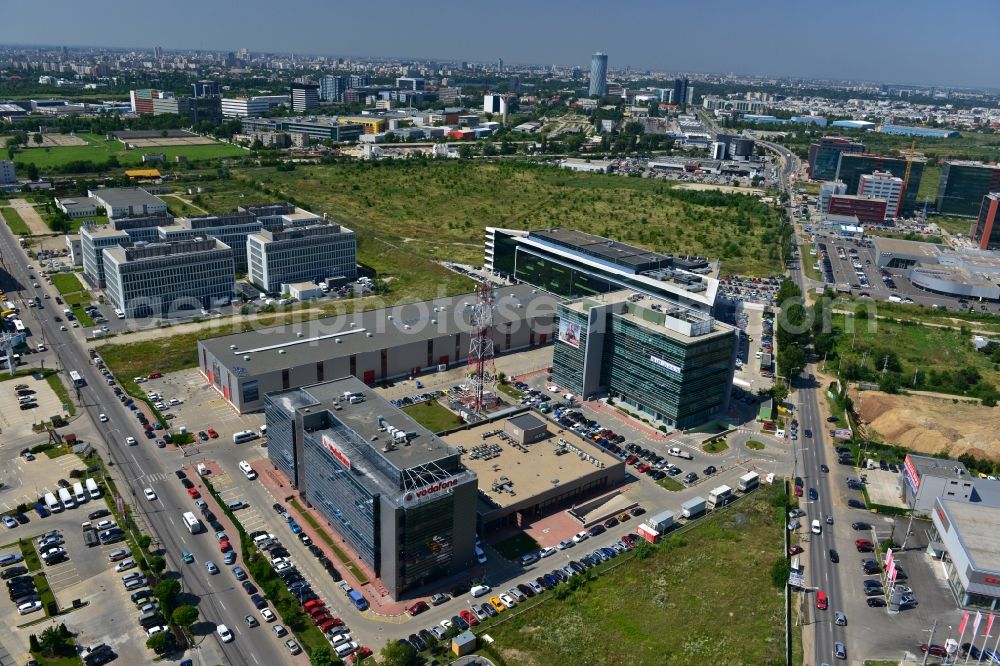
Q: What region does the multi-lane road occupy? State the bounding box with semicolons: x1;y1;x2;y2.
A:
0;220;295;665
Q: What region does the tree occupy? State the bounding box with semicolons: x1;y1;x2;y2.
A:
171;604;198;629
310;644;338;666
379;640;420;666
146;631;172;654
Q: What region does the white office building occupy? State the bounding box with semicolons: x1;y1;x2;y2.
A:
88;187;168;219
859;171;904;219
0;159;15;184
819;180;847;214
221;95;290;118
247;222;356;293
103;238;235;318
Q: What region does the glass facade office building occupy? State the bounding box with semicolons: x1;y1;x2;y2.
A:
265;377;477;599
836;153;924;214
552;291;736;429
937;161;1000;217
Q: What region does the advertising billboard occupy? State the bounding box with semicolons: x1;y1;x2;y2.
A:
558;319;582;348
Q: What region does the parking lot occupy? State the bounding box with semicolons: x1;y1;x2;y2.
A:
0;374;64;439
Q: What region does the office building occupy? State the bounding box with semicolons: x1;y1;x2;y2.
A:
320;75;347;102
937;161;1000;217
290;83;320;113
589;53;608;97
836;153;925;214
0;159;15;184
972;193;1000;250
103;238;235;318
197;284;557;413
929;497;1000;610
483;94;507;116
395;77;425;91
552;290;736;429
485;227;719;314
88;187;168;219
443;415;625;532
192;80;220;98
807;136;865;181
221;95;290;118
247;220;357;293
826;194;889;224
878;124;960;139
265;376;478;599
818;180;847;214
672;77;689;107
859;171;904;219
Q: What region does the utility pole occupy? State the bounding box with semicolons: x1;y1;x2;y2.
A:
921;619;938;666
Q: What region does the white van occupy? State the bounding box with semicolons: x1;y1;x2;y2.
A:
44;492;63;513
58;486;76;510
72;481;88;504
238;461;257;480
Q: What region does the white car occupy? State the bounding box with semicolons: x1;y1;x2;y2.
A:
17;600;42;615
99;413;108;423
125;436;137;446
261;608;276;622
143;488;156;501
216;624;233;642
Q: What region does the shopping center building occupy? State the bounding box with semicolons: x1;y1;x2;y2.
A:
265;376;478;599
551;289;737;429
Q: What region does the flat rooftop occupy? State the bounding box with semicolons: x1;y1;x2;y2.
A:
941;499;1000;574
443;417;619;510
288;376;458;472
529;228;673;269
201;284;558;376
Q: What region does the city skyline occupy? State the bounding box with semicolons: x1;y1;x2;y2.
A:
2;0;998;88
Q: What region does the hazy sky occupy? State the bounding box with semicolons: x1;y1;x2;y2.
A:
2;0;996;88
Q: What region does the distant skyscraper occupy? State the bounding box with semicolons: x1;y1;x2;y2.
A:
672;77;689;108
589;53;608;97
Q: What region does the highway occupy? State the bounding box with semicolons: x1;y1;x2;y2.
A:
0;222;295;666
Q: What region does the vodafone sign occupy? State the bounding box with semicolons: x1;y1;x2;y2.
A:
402;477;460;507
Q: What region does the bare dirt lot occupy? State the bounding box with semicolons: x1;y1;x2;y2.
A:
854;390;1000;461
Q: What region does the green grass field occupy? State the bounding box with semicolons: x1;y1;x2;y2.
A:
247;160;789;276
401;400;463;433
9;133;244;170
485;487;785;666
0;207;30;235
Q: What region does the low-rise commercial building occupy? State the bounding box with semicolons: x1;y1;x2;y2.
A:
88;187;168;219
552;290;737;429
103;238;235;317
442;414;625;532
198;284;558;412
265;377;478;599
247;220;356;293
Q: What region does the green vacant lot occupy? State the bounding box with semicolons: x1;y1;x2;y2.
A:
250;160;789;276
401;400;462;433
9;133;244;170
486;487;785;666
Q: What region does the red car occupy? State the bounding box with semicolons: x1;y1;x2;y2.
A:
187;487;201;499
459;609;480;626
816;591;828;610
405;601;429;616
207;428;219;439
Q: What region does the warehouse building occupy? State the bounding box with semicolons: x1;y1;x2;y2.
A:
246;219;356;293
552;290;737;429
88;187;168;219
198;284;558;413
266;377;478;599
485;227;719;314
442;414;625;532
103;238;235;318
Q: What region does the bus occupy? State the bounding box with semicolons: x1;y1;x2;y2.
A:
69;371;86;387
182;512;203;534
12;319;25;333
